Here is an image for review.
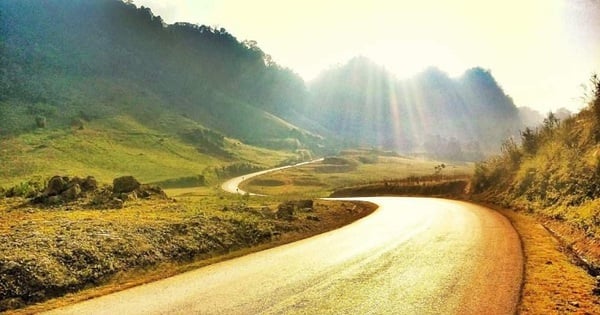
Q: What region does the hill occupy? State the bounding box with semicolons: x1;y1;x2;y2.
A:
473;75;600;270
0;0;326;184
299;57;523;160
0;0;322;147
0;0;531;185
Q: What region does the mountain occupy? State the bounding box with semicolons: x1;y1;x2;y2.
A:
0;0;321;150
0;0;529;181
0;0;325;185
300;57;522;160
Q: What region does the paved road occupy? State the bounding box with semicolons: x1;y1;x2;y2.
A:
220;158;323;195
44;197;522;315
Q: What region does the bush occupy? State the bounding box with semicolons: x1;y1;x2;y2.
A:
35;116;47;128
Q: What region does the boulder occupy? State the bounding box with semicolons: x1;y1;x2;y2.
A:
44;176;67;196
112;176;140;194
109;198;124;209
61;184;81;201
295;199;314;209
276;203;294;221
81;176;98;191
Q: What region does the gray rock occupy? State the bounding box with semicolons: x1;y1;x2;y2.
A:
112;176;140;194
306;215;320;221
61;184;81;201
276;204;294;221
44;176;67;196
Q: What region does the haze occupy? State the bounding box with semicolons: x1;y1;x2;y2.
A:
134;0;598;114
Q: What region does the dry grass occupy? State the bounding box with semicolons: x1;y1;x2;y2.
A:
492;207;600;314
0;193;376;314
240;155;473;197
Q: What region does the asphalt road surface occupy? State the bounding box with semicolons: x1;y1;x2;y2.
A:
44;197;522;315
220;158;323;195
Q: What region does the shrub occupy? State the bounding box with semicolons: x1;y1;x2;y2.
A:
35;116;47;128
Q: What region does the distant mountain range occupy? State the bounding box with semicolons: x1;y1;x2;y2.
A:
0;0;552;162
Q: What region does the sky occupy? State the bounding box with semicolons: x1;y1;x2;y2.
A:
133;0;600;113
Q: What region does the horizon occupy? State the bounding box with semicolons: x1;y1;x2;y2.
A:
134;0;600;114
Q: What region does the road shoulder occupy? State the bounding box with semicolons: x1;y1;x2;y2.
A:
487;205;600;314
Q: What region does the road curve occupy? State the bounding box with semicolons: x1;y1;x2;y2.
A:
220;158;324;195
44;197;522;315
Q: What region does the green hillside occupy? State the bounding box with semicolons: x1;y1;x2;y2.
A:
0;0;530;187
0;0;323;185
0;0;321;147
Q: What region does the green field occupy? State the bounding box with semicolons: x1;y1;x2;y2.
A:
239;151;474;197
0;115;296;188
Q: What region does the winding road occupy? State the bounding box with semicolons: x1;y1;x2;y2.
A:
220;158;323;195
45;164;523;315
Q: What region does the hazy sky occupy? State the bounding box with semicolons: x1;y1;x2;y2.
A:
134;0;600;113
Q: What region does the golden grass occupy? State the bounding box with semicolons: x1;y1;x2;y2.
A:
493;207;600;314
1;194;376;314
240;155;473;197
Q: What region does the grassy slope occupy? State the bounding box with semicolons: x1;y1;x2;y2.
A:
0;113;295;187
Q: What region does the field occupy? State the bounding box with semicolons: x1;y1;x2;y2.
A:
239;151;473;197
0;114;295;187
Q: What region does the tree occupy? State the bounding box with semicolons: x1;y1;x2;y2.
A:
520;127;539;154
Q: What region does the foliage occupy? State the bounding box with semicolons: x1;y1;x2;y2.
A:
0;0;319;150
474;74;600;237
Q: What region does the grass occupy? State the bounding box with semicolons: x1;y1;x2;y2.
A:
240;153;473;197
0;187;376;313
0;115;295;187
488;206;600;314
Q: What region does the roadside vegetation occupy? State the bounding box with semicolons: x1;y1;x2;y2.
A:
0;175;376;312
472;75;600;274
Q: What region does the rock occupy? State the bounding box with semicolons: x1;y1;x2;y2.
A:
47;195;61;205
67;176;83;188
568;301;580;307
61;184;81;201
112;176;140;194
110;198;124;209
44;176;67;196
81;176;98;191
295;199;314;209
276;203;294;221
121;191;137;202
306;215;320;221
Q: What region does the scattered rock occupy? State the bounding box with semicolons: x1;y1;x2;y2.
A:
110;198;124;209
80;176;98;191
44;176;67;196
120;191;137;202
112;176;140;194
306;215;320;221
276;203;294;221
47;196;61;205
61;184;81;201
295;200;313;209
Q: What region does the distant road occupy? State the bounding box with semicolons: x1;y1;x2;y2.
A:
220;158;324;195
44;197;522;315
